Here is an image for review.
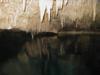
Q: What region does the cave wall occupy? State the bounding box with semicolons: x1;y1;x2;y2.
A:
0;0;98;32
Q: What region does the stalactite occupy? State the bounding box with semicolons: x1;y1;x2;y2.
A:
64;0;68;5
93;0;96;21
0;0;9;3
13;9;20;27
23;0;27;12
0;0;3;2
56;0;63;15
39;0;46;22
39;0;53;22
46;0;53;21
13;14;17;26
26;0;33;8
60;0;69;28
61;18;64;28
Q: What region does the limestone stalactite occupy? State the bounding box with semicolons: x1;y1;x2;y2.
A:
23;0;27;12
39;0;53;22
56;0;63;15
93;0;96;21
39;0;47;22
64;0;68;5
46;0;53;21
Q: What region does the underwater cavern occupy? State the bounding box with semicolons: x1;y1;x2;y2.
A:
0;0;100;75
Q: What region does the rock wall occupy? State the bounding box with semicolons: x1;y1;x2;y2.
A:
0;0;98;32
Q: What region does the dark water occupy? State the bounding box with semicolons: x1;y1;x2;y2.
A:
0;30;100;75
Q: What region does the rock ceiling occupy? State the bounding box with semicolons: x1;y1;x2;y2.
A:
0;0;98;32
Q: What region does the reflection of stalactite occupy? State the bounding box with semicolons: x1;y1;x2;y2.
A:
41;38;49;58
37;38;42;58
60;43;64;55
33;38;49;58
31;32;35;40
